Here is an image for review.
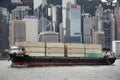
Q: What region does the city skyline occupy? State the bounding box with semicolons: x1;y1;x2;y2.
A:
34;0;117;9
0;0;119;51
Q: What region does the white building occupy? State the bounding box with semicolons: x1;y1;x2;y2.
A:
112;41;120;57
9;20;26;46
23;16;39;42
39;31;59;42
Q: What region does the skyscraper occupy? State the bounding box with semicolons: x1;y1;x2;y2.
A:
76;0;101;16
10;0;34;14
0;7;9;50
82;13;92;44
11;6;31;20
95;4;103;31
103;9;115;50
34;0;62;32
114;5;120;40
66;2;82;43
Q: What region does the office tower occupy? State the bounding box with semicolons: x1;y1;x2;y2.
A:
76;0;101;16
23;16;39;42
11;0;34;14
11;6;31;20
95;4;104;31
114;5;120;40
50;5;62;32
47;0;62;32
34;0;62;32
0;0;33;14
9;16;39;46
94;4;105;47
66;2;82;43
103;9;115;50
82;13;92;44
0;7;9;50
9;20;26;46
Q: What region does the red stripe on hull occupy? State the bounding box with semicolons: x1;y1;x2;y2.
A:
11;62;108;67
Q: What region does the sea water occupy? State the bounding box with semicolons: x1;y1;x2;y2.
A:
0;59;120;80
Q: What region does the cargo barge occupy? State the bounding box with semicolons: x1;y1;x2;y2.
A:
8;42;116;67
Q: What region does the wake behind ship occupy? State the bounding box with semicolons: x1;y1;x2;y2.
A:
8;42;116;67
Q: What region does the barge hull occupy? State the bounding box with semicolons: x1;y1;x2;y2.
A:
10;55;116;67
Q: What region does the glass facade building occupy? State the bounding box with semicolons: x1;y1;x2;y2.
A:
34;0;62;32
66;2;82;43
82;13;92;44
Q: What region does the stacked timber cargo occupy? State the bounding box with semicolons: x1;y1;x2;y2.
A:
16;42;103;58
46;43;64;57
16;42;45;57
65;43;85;57
85;44;103;58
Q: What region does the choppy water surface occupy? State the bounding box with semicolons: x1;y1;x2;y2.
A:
0;59;120;80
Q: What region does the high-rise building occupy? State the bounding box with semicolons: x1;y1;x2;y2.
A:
94;4;105;48
11;6;31;20
114;6;120;40
50;5;62;32
0;0;33;14
23;16;39;42
47;0;62;31
95;4;104;31
103;9;115;50
9;20;26;46
76;0;101;16
34;0;62;32
66;2;82;43
0;7;9;50
82;13;92;44
9;16;39;46
11;0;34;14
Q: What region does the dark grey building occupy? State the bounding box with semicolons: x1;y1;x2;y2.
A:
11;6;31;20
0;7;9;50
0;0;34;14
103;9;115;50
76;0;101;16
